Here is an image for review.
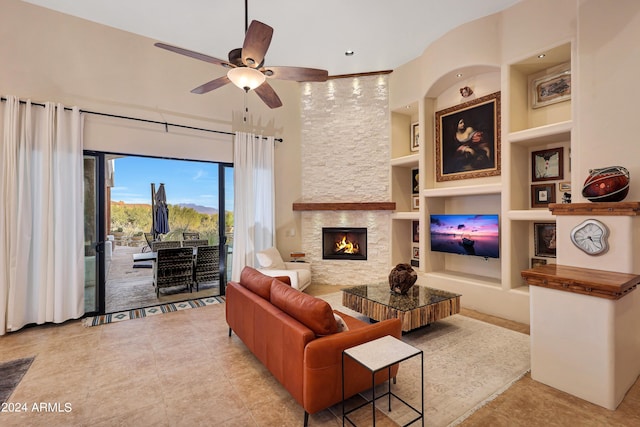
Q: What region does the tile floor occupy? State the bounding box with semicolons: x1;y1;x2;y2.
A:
0;284;638;426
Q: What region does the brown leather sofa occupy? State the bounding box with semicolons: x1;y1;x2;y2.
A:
226;267;402;426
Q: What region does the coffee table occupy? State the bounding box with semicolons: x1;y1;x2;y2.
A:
342;284;461;332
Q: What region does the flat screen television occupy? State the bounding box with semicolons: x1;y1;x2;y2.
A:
429;214;500;259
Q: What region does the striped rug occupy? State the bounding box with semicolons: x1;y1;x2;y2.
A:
82;296;225;327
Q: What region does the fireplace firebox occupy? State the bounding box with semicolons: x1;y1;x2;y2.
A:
322;227;367;260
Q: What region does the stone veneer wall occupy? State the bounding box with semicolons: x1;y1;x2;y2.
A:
300;75;391;285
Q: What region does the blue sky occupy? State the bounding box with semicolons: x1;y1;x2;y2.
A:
110;156;233;210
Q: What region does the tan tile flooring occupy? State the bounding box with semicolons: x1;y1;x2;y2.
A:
0;284;638;426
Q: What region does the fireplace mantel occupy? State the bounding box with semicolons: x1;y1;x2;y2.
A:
292;202;396;211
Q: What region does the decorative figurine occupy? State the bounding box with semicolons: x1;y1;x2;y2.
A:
460;86;473;98
388;263;418;295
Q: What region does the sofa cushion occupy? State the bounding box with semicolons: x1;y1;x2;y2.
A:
270;279;338;336
333;313;349;332
239;266;274;300
256;247;286;270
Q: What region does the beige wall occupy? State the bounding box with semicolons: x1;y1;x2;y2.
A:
0;0;303;251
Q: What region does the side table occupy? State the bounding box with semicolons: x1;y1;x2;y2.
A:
342;335;424;426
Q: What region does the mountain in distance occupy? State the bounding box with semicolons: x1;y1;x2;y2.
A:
178;203;218;215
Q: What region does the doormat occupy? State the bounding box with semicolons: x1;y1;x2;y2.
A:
82;296;225;327
0;356;35;404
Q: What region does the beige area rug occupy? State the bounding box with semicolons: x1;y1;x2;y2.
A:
319;292;531;427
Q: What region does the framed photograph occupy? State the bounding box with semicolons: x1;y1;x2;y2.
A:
412;245;420;260
532;147;563;181
529;62;571;109
531;183;556;208
559;181;571;192
534;223;557;258
531;257;547;268
412;220;419;243
412;195;419;210
435;91;501;182
410;122;419;152
411;168;419;194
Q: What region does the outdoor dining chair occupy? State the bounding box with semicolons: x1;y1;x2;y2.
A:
151;240;181;251
182;239;208;248
193;245;220;292
182;232;200;240
153;247;194;296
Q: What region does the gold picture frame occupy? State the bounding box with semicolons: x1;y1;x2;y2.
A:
529;62;571;109
435;92;501;182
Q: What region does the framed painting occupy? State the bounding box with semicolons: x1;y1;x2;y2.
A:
411;168;419;195
534;223;557;258
412;195;419;210
531;183;556;208
531;257;547;268
412;220;419;243
529;62;571;109
411;122;419;152
435;92;501;182
532;147;563;182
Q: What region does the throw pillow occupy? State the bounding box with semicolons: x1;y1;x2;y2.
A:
256;247;286;270
334;313;349;332
270;279;338;336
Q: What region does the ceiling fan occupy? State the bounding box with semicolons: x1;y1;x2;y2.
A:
154;5;328;109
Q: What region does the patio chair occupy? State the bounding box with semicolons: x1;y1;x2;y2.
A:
153;247;194;296
151;240;181;251
182;239;209;248
193;245;220;291
183;232;200;240
142;232;156;253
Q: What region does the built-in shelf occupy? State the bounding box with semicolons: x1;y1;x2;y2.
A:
521;264;640;300
425;270;502;288
423;183;502;198
508;120;572;146
549;202;640;216
390;153;419;167
507;209;555;221
391;211;420;220
292;202;396;211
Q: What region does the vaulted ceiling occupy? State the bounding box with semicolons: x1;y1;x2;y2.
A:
23;0;521;76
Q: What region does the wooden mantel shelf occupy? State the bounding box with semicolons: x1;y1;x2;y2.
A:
549;201;640;216
292;202;396;211
521;264;640;300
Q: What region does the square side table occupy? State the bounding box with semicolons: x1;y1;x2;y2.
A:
342;335;424;426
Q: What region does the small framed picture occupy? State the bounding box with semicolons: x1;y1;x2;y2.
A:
412;195;419;210
531;183;556;208
410;122;419;152
411;168;419;194
531;257;547;268
412;220;419;243
534;223;557;258
412;245;419;260
529;62;571;109
532;147;563;181
559;182;571;192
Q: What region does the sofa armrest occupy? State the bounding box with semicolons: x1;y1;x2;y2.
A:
257;268;299;288
302;318;402;414
284;261;311;271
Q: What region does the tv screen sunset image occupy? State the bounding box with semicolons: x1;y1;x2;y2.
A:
430;214;500;258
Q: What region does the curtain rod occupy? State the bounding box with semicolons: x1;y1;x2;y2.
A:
0;96;283;143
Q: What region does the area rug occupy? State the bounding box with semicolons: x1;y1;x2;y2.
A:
82;296;225;326
0;357;35;404
319;292;531;427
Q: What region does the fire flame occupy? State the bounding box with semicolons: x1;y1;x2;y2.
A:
335;235;359;254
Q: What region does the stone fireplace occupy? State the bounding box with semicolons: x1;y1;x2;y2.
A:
322;227;367;260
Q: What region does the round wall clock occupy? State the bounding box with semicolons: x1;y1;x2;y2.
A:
570;219;609;256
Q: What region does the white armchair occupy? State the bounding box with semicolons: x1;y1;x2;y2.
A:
256;247;311;292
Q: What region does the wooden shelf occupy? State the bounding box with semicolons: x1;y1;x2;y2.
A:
292;202;396;211
549;202;640;216
521;264;640;300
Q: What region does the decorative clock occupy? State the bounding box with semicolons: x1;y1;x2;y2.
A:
570;219;609;256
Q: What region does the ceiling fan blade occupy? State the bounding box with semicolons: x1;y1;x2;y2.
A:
242;20;273;67
254;81;283;109
155;42;231;67
191;76;231;94
262;66;329;82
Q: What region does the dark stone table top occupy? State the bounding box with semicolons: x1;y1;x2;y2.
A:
342;284;461;312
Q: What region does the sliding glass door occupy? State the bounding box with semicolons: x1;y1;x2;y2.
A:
83;152;106;315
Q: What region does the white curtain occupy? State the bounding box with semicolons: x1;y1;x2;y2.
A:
231;131;275;281
0;96;84;335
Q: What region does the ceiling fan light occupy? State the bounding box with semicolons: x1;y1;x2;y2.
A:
227;67;266;91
